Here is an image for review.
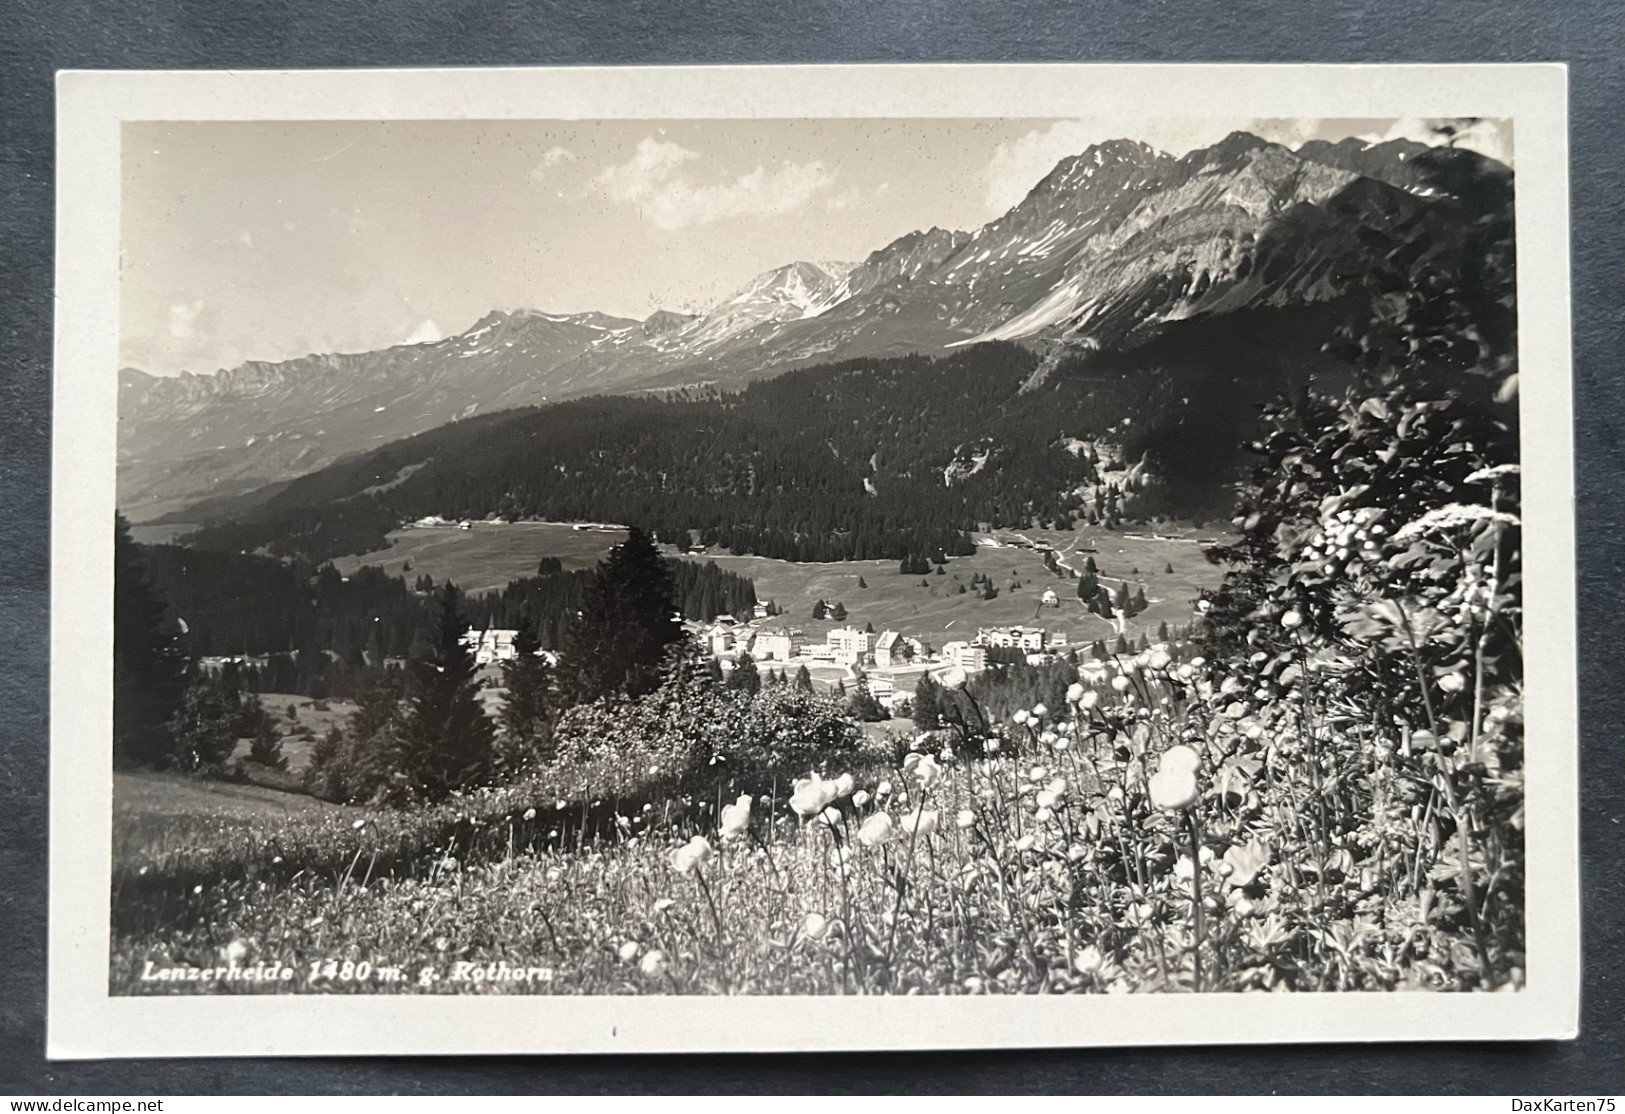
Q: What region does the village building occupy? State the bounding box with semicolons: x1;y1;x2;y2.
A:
940;641;988;672
976;625;1047;651
872;630;901;669
461;628;520;666
865;676;900;710
751;629;804;662
826;626;871;667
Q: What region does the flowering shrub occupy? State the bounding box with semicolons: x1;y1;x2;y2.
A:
548;648;866;805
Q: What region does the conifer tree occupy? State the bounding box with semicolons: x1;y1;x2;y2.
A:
559;527;684;703
113;515;188;768
728;652;762;694
166;670;239;774
500;619;556;769
401;583;495;799
248;714;287;770
848;682;888;722
912;674;943;729
795;664;814;692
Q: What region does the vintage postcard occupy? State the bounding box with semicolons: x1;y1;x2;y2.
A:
50;63;1578;1057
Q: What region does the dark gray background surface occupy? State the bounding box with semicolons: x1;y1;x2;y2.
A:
2;0;1620;1094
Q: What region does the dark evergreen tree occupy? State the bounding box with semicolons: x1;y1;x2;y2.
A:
795;664;814;692
499;620;556;770
1076;560;1100;601
912;674;943;730
728;652;762;694
248;714;286;770
558;527;685;703
165;670;239;774
400;583;496;799
113;515;187;768
848;682;888;722
830;601;848;622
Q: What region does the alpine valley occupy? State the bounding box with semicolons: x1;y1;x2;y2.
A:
120;131;1511;560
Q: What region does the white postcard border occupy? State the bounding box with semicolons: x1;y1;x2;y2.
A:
50;62;1577;1058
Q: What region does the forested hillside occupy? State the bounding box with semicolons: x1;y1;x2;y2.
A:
176;317;1346;566
137;543;757;696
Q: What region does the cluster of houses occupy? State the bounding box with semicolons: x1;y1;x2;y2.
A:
697;615;1080;712
451;615;1076;717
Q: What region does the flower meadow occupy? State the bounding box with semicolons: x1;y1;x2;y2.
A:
114;615;1523;995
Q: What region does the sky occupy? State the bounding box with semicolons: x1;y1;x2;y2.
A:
120;116;1511;377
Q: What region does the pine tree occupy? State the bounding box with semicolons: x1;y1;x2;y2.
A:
795;664;814;692
113;515;188;768
559;527;685;703
848;682;888;722
500;620;555;770
248;714;286;770
912;674;943;729
1158;620;1170;642
400;583;495;800
830;601;848;622
1076;561;1099;601
857;576;868;589
166;670;239;774
728;652;762;694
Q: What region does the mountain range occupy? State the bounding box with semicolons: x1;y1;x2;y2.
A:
118;131;1507;522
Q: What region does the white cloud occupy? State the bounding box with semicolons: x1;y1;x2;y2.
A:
168;299;205;340
1357;118;1513;167
592;137;838;230
825;181;890;213
530;145;577;181
400;319;443;346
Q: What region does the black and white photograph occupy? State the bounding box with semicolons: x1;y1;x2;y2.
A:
48;64;1579;1055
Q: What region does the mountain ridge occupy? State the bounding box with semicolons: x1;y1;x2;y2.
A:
119;132;1509;521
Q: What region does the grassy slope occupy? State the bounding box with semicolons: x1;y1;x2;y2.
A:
333;521;1228;649
332;522;626;593
113;769;343;867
